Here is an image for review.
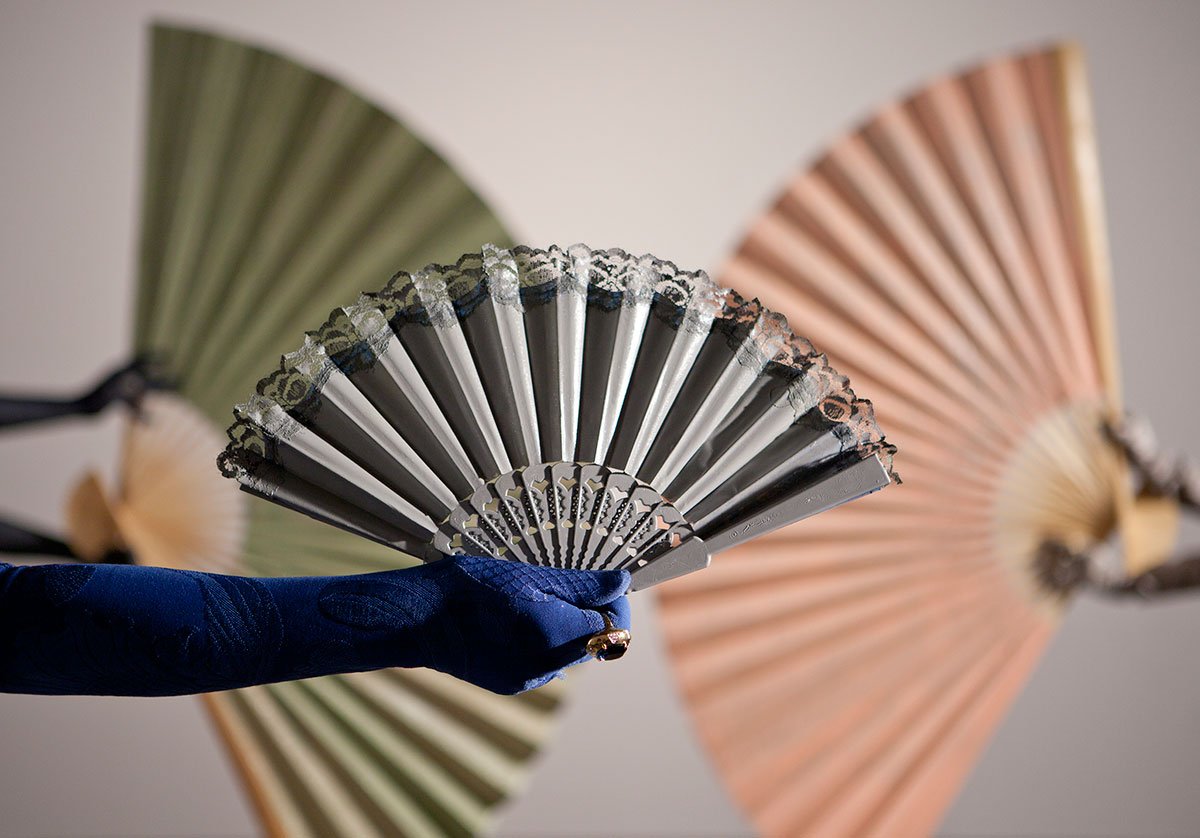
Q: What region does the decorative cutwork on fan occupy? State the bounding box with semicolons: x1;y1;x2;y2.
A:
657;43;1163;838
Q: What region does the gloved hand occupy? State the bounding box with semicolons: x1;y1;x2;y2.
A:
321;555;631;694
0;555;631;697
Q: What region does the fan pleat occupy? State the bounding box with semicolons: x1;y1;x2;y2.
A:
928;78;1084;399
146;39;255;357
856;622;1053;837
763;618;1045;837
791;169;1026;417
268;680;457;838
663;542;999;655
233;685;384;837
872;104;1061;407
970;62;1100;395
341;672;530;806
168;57;317;369
723;256;1013;449
669;551;998;702
407;313;513;478
661;44;1124;837
138;28;511;425
728;596;1007;804
829;133;1050;411
135;28;208;344
590;279;653;462
743;214;1013;429
210;669;562;838
203;692;319;838
689;572;1012;760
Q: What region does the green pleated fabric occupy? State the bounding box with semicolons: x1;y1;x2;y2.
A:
133;25;559;838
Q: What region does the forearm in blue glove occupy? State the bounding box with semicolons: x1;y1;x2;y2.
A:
0;556;630;696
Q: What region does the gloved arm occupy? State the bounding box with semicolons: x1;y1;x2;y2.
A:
0;555;630;696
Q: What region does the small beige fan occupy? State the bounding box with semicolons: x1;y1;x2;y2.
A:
657;43;1179;838
65;393;244;572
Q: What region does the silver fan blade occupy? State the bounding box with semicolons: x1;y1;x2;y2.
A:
630;454;890;589
316;367;458;514
648;358;758;491
624;326;711;475
628;536;710;591
349;301;483;493
558;246;590;461
706;453;892;553
480;245;540;465
593;299;651;461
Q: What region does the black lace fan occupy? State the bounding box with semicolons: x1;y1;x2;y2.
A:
218;244;896;600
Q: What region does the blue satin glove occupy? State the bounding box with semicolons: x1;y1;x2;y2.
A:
0;556;631;696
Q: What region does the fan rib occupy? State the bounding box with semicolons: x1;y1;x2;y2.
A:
696;577;1012;786
724;255;1014;450
237;686;376;837
367;334;482;495
726;597;1004;811
794;164;1022;415
297;676;486;838
878;101;1061;407
975;60;1100;397
668;548;996;700
146;38;254;354
926;77;1082;398
201;693;309;838
345;674;515;804
858;621;1053;837
760;615;1030;836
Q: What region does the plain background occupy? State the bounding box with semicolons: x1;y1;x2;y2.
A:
1;1;1198;836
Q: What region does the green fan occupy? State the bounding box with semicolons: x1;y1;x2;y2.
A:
69;24;562;838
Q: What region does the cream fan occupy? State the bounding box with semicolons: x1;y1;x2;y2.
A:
217;243;896;600
61;24;583;838
657;43;1184;837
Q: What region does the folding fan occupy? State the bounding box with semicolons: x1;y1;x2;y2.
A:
217;242;897;598
64;24;582;838
656;43;1169;837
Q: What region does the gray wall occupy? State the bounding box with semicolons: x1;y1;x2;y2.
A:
0;2;1197;835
